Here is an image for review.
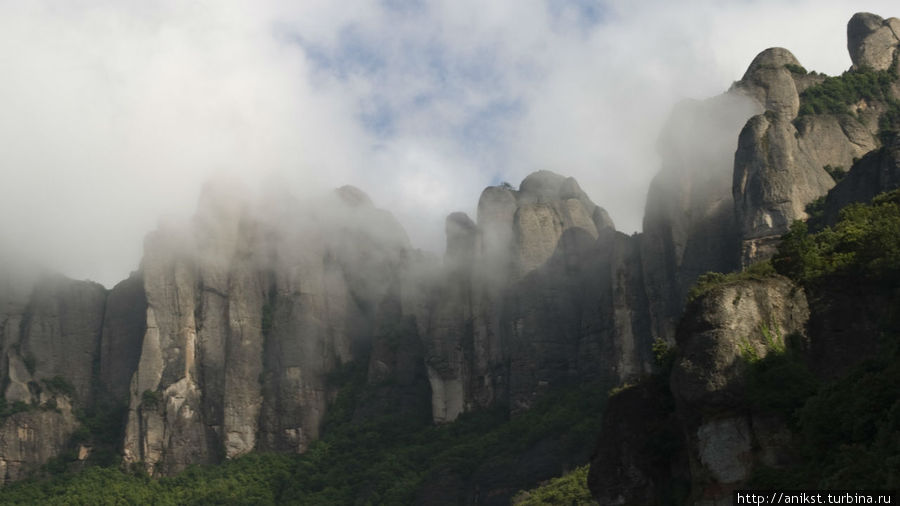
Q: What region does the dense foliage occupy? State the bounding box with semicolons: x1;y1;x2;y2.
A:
0;370;608;505
747;189;900;489
797;67;897;116
686;260;776;303
773;190;900;286
511;465;597;506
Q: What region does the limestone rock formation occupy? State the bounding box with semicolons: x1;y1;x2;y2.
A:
670;276;808;503
848;12;900;72
732;47;880;265
122;181;417;475
823;134;900;225
3;275;107;406
420;170;654;420
0;395;79;486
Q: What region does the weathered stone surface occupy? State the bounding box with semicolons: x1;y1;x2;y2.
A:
824;134;900;225
736;48;802;119
0;396;79;486
848;12;900;71
421;171;651;421
514;171;612;274
671;276;808;504
6;275;106;406
121;181;418;474
733;113;837;264
672;276;808;409
730;42;888;266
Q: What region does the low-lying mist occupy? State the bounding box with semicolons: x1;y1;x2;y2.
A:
0;0;895;287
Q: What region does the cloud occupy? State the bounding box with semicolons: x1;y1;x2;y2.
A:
0;0;896;286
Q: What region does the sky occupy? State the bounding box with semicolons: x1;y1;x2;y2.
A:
0;0;897;287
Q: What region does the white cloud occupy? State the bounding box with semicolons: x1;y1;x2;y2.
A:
0;0;896;285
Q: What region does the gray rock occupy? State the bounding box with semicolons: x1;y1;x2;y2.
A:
671;276;808;503
641;92;760;343
9;275;106;406
824;134;900;225
99;273;146;404
122;181;417;474
671;276;808;409
848;13;900;71
0;395;79;485
736;48;802;119
733;113;836;264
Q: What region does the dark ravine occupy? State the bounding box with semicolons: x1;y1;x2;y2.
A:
0;10;898;504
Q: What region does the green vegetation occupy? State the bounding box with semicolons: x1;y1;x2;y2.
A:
785;63;808;75
512;465;597;505
773;189;900;286
747;189;900;489
0;398;31;422
41;376;76;399
823;164;847;183
141;390;162;410
741;330;818;421
1;372;608;505
686;260;776;303
651;337;675;374
797;68;897;116
879;102;900;144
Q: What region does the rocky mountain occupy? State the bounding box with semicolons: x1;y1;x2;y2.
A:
0;10;898;504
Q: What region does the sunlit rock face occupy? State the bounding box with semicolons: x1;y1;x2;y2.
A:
847;12;900;72
732;45;886;266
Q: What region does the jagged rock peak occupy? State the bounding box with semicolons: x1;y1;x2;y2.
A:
741;47;802;78
848;12;900;71
736;47;802;118
519;170;586;204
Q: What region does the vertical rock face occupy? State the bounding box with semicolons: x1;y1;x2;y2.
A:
641;92;761;343
8;275;107;406
732;47;882;266
122;181;416;475
421;170;654;419
590;276;810;505
669;276;809;504
848;13;900;71
0;396;79;485
823;134;900;224
0;269;106;484
99;273;146;404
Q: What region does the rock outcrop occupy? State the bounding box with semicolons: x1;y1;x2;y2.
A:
419;170;654;420
121;181;418;475
641;91;760;344
0;395;79;485
848;12;900;72
1;10;898;495
671;277;809;504
732;48;880;265
590;276;810;505
823;134;900;225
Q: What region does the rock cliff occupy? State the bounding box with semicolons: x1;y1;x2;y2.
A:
0;10;897;498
